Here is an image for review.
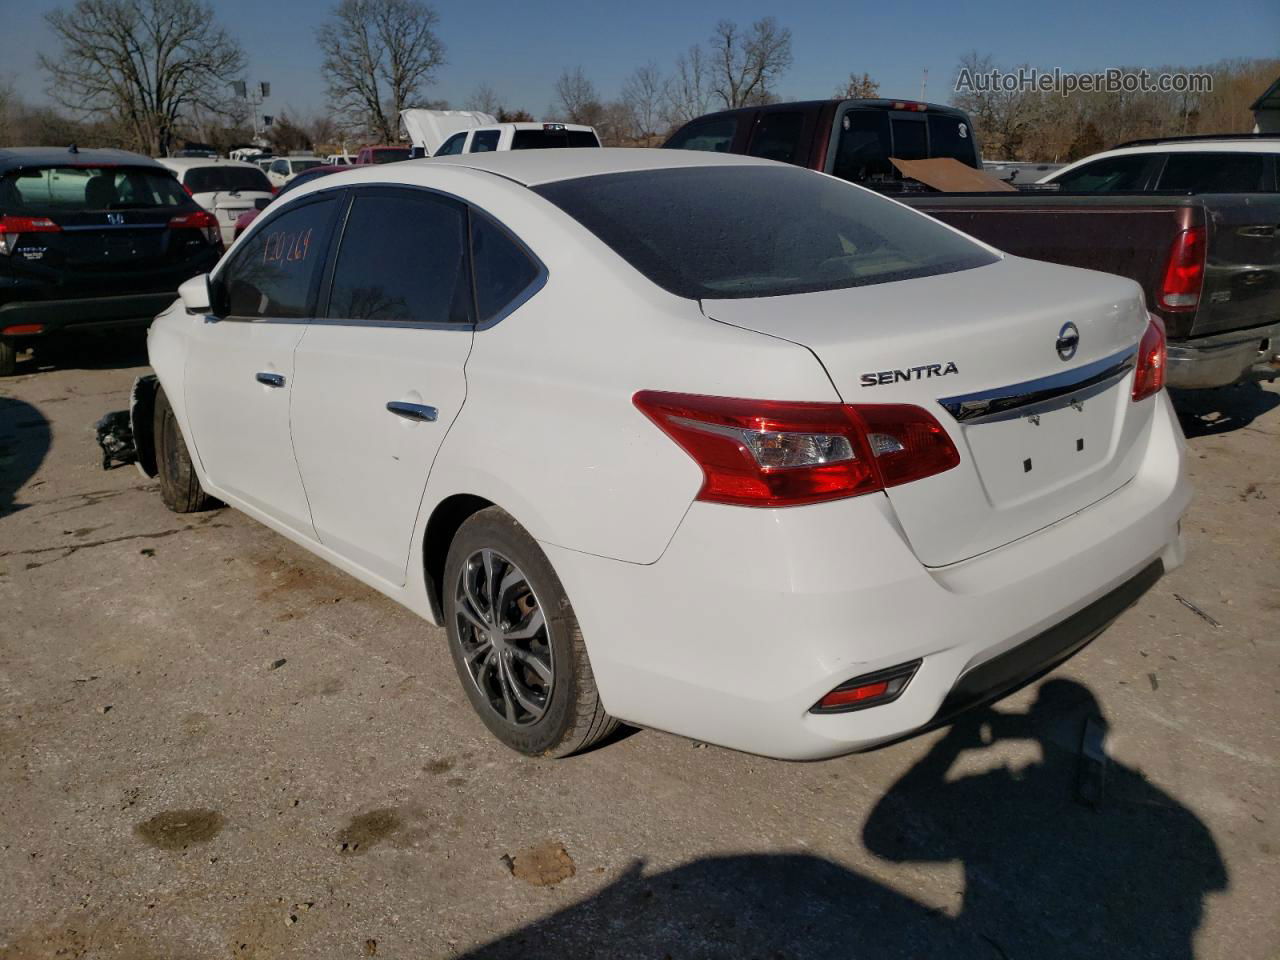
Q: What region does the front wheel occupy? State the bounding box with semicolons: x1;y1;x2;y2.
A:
153;386;217;513
443;507;617;758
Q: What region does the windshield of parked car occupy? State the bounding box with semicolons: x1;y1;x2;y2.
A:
0;165;188;213
184;166;273;194
533;165;998;299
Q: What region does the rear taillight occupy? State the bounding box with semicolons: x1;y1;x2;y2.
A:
633;391;960;507
1132;315;1167;402
1158;226;1205;312
0;214;60;255
169;209;222;249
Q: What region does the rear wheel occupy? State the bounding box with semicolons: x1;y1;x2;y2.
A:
154;386;216;513
0;339;16;377
443;507;617;758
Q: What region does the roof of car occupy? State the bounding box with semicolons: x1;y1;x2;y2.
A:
0;146;162;173
424;146;774;186
1043;138;1280;182
472;123;597;133
156;157;264;171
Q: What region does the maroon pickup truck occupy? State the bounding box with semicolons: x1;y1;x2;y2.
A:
664;103;1280;388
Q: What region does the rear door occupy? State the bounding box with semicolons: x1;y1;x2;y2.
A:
184;192;341;534
289;187;477;584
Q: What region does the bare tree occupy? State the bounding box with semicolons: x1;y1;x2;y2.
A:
835;72;880;99
466;83;502;116
317;0;446;143
663;45;712;125
39;0;245;156
554;66;601;124
621;62;664;141
707;17;792;109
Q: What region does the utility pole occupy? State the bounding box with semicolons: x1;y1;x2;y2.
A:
232;81;272;144
921;68;928;101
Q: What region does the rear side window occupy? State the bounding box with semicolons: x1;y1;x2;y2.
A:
665;117;737;153
1156;153;1269;192
223;196;337;319
469;131;501;153
747;112;805;164
511;129;600;149
832;110;893;183
1;166;187;213
471;212;540;322
1050;154;1155;192
327;191;471;324
436;132;467;156
184;166;272;194
534;165;998;300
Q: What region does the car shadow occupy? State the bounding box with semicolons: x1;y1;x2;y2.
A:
462;679;1226;959
23;330;151;375
1171;381;1279;438
0;396;52;516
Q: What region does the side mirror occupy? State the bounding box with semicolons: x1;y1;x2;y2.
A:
253;196;271;211
178;273;212;314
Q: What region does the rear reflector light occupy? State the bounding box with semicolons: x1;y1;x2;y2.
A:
4;323;45;335
0;215;60;255
169;209;222;249
812;660;921;713
633;391;960;507
1131;315;1167;402
1158;226;1205;311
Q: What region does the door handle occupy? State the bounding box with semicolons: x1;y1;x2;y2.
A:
256;372;286;388
386;401;438;422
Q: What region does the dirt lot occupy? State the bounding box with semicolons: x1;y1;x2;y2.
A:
1;341;1278;959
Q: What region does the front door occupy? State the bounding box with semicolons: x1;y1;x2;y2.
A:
290;187;474;584
184;192;341;534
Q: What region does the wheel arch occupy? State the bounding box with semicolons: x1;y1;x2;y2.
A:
422;493;495;623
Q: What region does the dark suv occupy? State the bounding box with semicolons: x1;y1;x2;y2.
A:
0;146;223;375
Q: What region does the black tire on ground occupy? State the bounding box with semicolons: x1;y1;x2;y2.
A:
0;339;16;377
443;506;618;758
153;386;216;513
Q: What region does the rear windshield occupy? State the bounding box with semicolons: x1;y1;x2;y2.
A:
368;149;411;164
832;109;980;187
534;165;997;300
291;159;325;172
0;166;188;213
511;129;600;150
184;166;272;194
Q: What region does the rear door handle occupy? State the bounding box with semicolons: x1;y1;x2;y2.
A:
386;401;438;422
256;372;286;388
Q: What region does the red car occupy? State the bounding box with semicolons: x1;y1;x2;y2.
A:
232;164;346;239
354;145;413;165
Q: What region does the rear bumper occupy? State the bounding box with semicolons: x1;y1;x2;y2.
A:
0;292;177;338
1166;321;1280;389
544;393;1189;760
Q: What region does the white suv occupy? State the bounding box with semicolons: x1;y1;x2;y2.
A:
432;122;600;157
138;150;1188;760
157;157;274;245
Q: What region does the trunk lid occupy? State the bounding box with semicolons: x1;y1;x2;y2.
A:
702;256;1154;566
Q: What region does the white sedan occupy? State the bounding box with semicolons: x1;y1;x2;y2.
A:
136;149;1189;760
157;157;274;246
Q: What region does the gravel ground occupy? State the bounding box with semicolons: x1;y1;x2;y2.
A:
1;340;1277;960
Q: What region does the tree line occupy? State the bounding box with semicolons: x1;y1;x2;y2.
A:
0;0;1271;159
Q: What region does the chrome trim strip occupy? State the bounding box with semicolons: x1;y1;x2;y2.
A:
938;347;1137;424
60;222;168;232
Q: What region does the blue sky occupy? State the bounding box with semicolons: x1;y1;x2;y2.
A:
3;0;1277;120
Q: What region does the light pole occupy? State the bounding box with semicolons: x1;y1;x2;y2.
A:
232;81;272;144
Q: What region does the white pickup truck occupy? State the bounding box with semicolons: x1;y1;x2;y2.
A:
401;109;600;157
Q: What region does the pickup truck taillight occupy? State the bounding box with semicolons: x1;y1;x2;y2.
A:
1132;315;1167;402
0;215;60;255
633;391;960;507
168;209;222;249
1158;226;1205;312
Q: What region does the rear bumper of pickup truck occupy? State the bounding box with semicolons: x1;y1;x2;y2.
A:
1167;322;1280;389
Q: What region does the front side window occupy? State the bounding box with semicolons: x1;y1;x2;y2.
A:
2;166;187;212
747;112;805;164
534;165;997;300
665;117;737;153
1156;152;1269;192
469;131;501;153
327;191;471;324
222;196;337;319
471;212;540;322
1050;154;1155;192
436;133;467;156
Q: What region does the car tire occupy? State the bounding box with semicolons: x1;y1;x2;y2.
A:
0;339;16;377
153;386;216;513
443;507;618;758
